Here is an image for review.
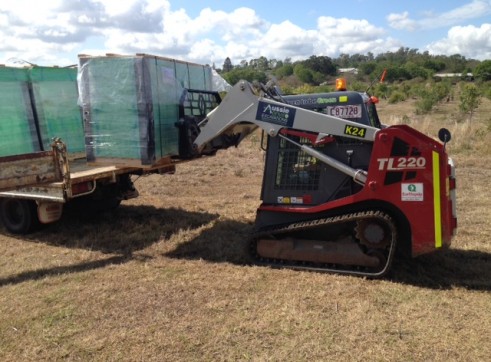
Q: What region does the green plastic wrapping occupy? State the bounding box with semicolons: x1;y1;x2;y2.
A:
0;67;41;157
29;67;84;154
78;54;213;166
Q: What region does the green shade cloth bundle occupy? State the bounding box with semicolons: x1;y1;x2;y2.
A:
78;54;213;166
0;66;83;157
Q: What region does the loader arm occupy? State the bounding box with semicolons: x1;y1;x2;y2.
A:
193;80;380;153
193;80;379;185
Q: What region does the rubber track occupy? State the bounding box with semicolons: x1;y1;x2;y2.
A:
252;210;397;278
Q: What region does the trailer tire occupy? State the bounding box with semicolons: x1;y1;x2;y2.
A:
0;198;39;235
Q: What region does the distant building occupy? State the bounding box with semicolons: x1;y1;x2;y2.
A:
434;73;474;81
338;68;358;75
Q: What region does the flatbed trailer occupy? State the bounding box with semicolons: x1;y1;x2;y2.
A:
0;139;175;234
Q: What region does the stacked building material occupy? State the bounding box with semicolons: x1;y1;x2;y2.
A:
0;54;215;163
29;66;85;155
78;54;213;166
0;67;40;157
0;65;84;157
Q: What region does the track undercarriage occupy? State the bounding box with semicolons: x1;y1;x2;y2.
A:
252;210;397;278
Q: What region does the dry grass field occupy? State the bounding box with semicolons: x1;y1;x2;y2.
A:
1;95;490;361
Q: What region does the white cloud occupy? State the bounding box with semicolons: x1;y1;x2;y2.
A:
387;12;418;31
0;0;488;67
93;0;141;16
388;0;491;31
0;1;62;24
188;39;219;63
315;17;391;56
97;4;269;63
426;24;491;60
251;21;316;60
317;17;386;38
0;0;403;66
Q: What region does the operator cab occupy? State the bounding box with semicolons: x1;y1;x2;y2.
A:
282;79;382;129
260;79;379;208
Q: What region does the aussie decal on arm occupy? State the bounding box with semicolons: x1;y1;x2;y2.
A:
256;101;296;127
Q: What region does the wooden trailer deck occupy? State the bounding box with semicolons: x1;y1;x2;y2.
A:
0;148;175;202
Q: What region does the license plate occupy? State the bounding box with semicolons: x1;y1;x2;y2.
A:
325;104;362;118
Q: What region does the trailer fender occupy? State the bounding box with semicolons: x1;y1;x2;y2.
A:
37;201;63;224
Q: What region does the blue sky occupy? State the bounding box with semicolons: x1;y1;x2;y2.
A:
1;0;490;67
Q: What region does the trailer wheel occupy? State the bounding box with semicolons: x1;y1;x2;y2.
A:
0;198;39;234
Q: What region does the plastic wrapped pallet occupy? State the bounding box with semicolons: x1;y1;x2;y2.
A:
29;66;85;155
0;67;41;157
77;54;213;166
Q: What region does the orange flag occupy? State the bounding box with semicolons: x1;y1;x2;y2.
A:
380;69;387;83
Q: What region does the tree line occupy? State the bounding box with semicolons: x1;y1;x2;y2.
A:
217;47;490;118
218;47;491;86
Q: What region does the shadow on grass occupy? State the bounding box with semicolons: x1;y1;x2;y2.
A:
0;255;131;287
165;219;255;265
12;204;219;255
0;205;218;287
166;219;491;291
390;249;491;291
1;204;219;287
4;209;489;291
